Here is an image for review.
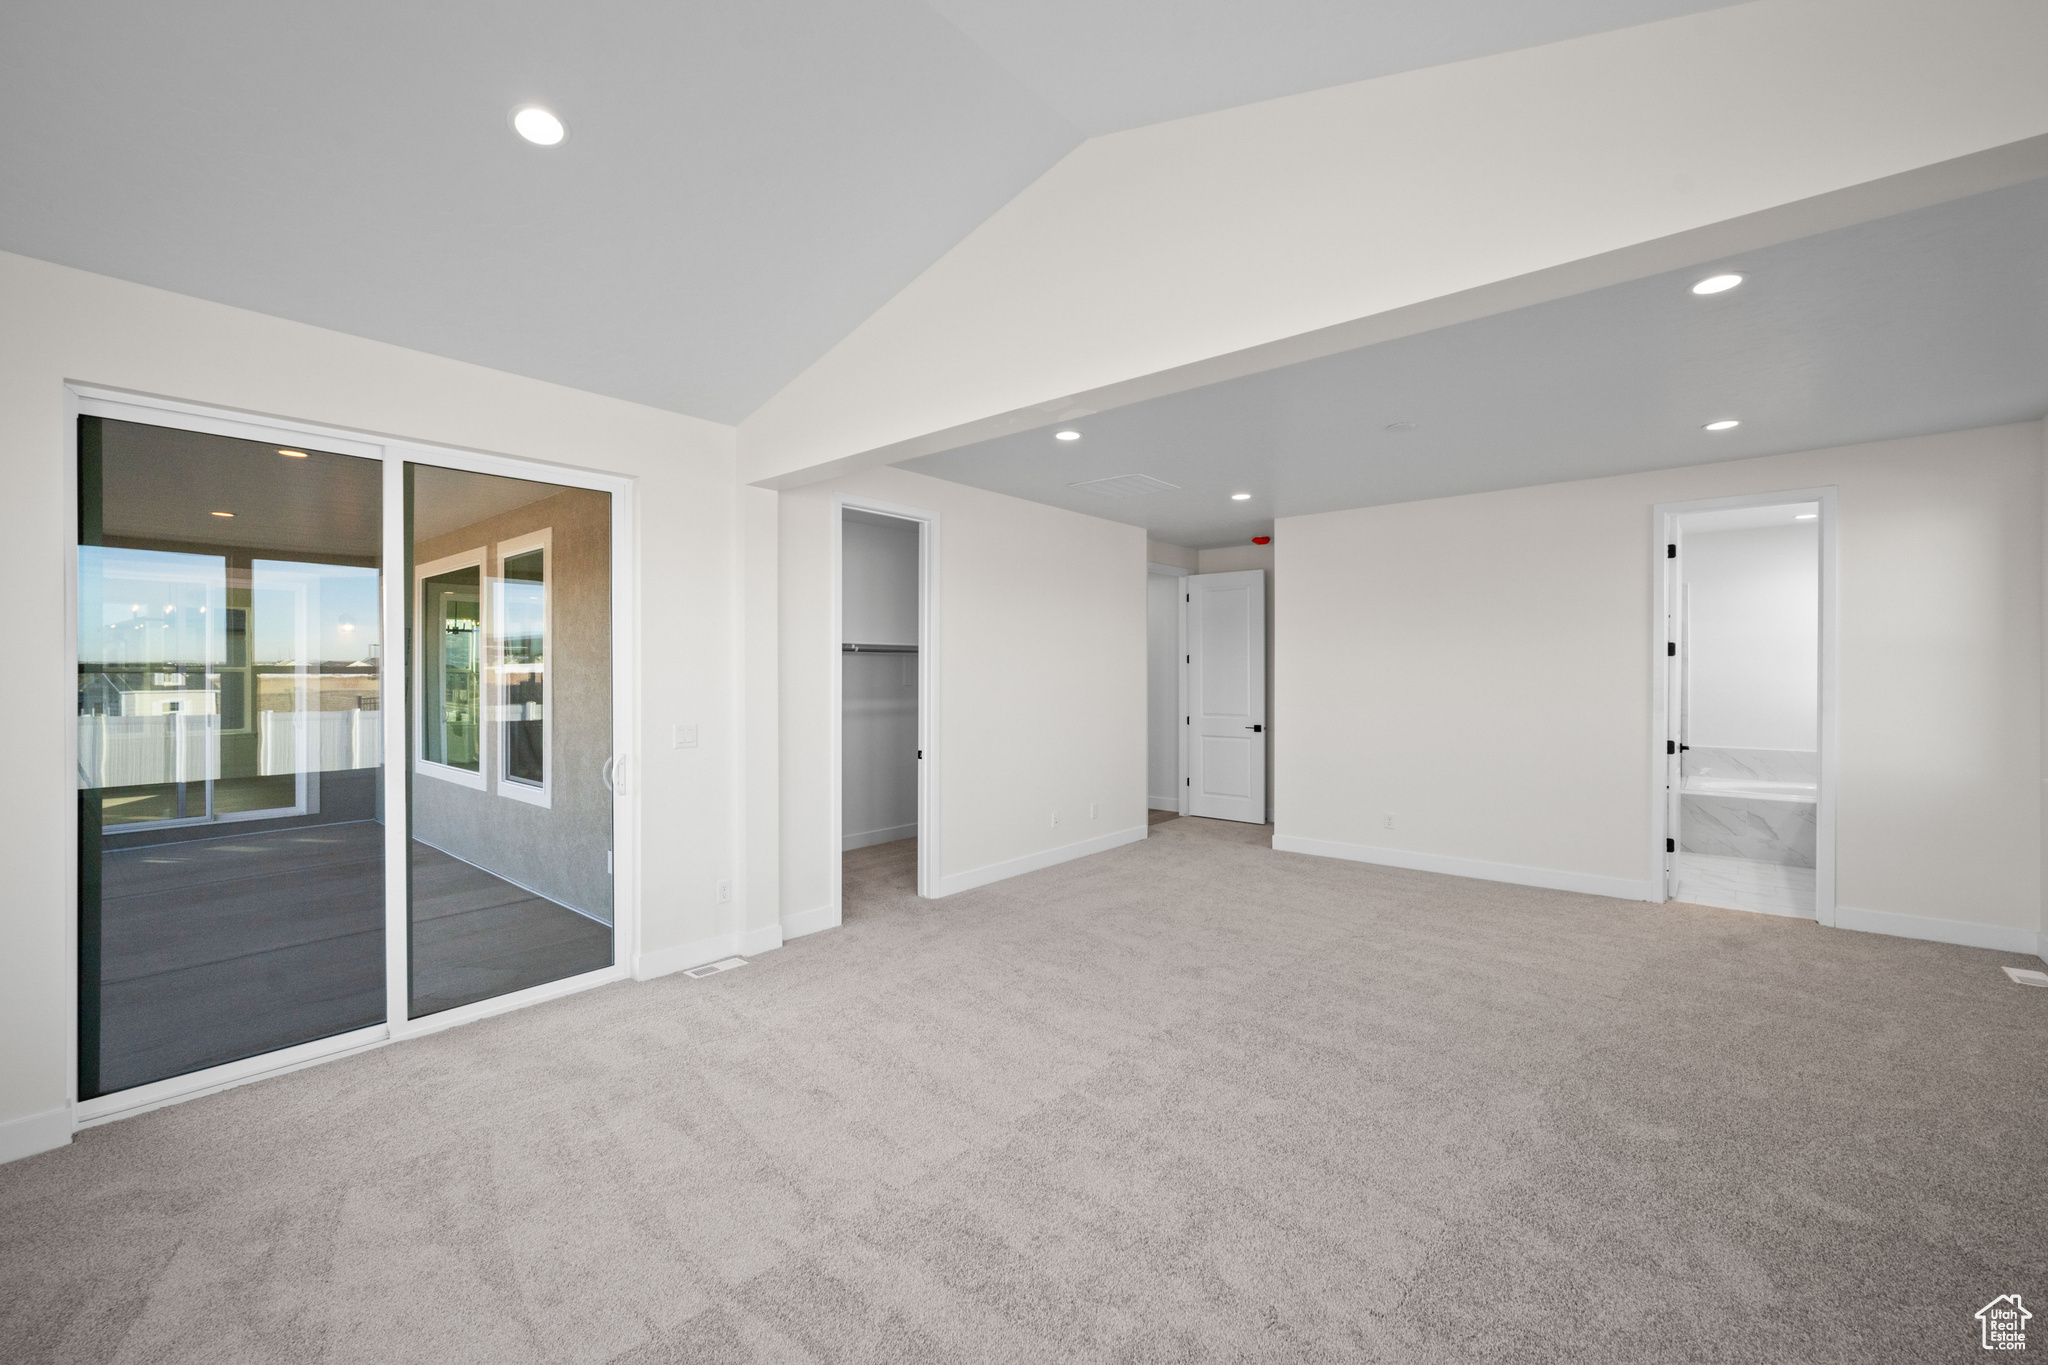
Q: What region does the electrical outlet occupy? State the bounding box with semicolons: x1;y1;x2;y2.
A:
672;723;698;749
1051;811;1060;829
716;879;731;904
1384;813;1395;830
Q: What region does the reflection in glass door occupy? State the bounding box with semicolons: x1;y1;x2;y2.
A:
77;416;385;1097
407;467;612;1016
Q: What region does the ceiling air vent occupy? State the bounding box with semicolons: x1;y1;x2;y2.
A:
1068;474;1180;498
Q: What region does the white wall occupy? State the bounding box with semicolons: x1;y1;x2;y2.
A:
1275;422;2043;950
841;515;920;645
739;0;2048;488
1146;571;1182;808
1684;523;1820;751
842;514;920;847
781;466;1146;923
0;250;755;1159
1147;539;1198;572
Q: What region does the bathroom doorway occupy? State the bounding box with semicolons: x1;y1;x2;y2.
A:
1653;491;1837;922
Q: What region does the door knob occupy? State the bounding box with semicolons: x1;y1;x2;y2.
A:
1246;724;1263;732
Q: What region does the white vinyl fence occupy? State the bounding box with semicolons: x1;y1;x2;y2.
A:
77;709;382;788
257;708;383;776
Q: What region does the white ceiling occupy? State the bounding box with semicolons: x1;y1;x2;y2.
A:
902;177;2048;548
924;0;1736;135
0;1;1740;424
1680;503;1820;535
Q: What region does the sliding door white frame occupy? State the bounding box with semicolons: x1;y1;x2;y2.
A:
66;384;637;1128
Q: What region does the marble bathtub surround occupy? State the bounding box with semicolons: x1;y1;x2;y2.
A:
1680;792;1817;866
1675;852;1816;918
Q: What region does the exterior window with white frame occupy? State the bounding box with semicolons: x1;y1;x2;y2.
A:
414;550;487;789
494;529;551;806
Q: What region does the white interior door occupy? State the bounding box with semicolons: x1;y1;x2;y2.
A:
1185;569;1266;823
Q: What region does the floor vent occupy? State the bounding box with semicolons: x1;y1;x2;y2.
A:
684;957;748;979
2003;966;2048;988
1068;473;1180;498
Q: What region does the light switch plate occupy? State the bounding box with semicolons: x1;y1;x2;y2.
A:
673;724;698;749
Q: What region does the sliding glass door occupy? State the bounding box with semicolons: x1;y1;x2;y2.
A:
406;465;613;1016
77;416;386;1097
76;401;621;1107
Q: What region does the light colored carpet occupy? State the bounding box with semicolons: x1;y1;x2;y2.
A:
5;817;2045;1363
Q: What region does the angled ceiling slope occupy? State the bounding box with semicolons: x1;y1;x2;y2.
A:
0;0;1746;424
904;177;2048;547
738;0;2048;490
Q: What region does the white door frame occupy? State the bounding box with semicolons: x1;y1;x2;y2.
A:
1146;562;1191;815
833;495;941;904
66;384;638;1129
1649;487;1838;925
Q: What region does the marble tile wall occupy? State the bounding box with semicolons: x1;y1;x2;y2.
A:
1680;792;1816;866
1681;747;1817;785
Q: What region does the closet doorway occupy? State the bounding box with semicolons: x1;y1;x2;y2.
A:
837;500;936;908
1653;491;1837;923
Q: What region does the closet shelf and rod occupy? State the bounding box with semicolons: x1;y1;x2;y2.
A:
842;642;918;653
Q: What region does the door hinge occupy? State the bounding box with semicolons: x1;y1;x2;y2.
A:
1667;642;1676;656
1186;777;1190;786
917;749;923;759
1667;544;1677;559
1667;740;1675;754
1665;838;1676;853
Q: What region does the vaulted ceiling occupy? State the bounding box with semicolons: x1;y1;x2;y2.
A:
905;176;2048;546
0;1;1741;423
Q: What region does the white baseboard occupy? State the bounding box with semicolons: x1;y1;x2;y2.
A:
1271;833;1657;902
933;824;1149;898
782;902;841;940
0;1104;73;1166
739;921;784;956
843;822;917;851
634;922;784;980
1835;904;2042;956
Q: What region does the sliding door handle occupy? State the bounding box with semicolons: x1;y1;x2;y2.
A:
601;756;615;791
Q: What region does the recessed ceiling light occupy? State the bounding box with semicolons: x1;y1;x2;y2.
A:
513;106;566;146
1231;493;1252;501
277;448;307;458
1054;429;1081;441
1702;419;1741;431
211;510;235;518
1692;273;1743;295
1795;513;1817;520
